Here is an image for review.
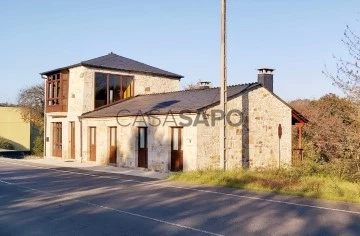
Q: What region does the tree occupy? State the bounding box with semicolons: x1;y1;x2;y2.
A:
183;80;201;90
324;23;360;101
17;84;45;132
290;94;360;160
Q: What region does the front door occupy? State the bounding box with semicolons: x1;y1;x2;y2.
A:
109;127;117;164
138;127;148;168
70;122;75;159
89;127;96;161
52;122;62;157
171;127;183;171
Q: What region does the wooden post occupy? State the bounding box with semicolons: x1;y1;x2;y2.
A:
296;122;304;161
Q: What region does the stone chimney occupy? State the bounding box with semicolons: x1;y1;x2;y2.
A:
257;68;274;92
197;81;211;89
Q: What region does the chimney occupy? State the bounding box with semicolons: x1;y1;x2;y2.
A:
198;81;212;89
257;68;274;92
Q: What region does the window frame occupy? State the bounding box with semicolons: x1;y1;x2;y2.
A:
45;70;69;113
47;73;61;106
94;72;134;109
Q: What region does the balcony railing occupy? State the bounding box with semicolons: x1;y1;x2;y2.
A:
292;148;304;165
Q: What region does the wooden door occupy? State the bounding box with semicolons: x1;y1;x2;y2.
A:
109;127;117;164
52;122;62;157
171;127;183;171
138;127;148;168
70;122;75;159
89;127;96;161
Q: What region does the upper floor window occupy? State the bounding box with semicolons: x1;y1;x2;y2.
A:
95;73;134;108
46;71;69;112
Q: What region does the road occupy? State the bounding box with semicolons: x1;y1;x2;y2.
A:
0;158;359;236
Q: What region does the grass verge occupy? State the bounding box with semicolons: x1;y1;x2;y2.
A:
168;168;360;203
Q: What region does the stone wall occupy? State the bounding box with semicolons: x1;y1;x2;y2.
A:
196;87;292;170
80;114;198;172
247;87;292;168
44;64;292;170
45;66;86;159
45;66;180;160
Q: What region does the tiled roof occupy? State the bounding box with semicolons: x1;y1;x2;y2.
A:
81;83;260;118
41;52;183;79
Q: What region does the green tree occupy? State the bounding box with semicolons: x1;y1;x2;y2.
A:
17;83;45;155
17;84;44;132
291;94;360;160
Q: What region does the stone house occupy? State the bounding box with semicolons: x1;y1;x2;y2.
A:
41;53;307;172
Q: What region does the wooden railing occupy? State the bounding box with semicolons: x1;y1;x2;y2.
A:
292;148;304;165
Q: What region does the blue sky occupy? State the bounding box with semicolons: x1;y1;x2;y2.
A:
1;0;359;103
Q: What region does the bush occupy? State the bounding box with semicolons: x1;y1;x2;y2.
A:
32;136;43;156
0;137;15;150
169;159;360;203
295;158;360;182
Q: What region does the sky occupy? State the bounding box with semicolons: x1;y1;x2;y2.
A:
0;0;359;104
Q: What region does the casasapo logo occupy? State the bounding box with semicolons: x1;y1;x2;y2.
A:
116;109;246;127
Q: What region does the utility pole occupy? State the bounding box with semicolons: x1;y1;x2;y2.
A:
220;0;227;170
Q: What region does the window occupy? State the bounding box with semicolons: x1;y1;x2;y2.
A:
46;71;69;112
95;73;107;108
47;73;61;106
94;73;134;108
109;74;121;103
122;76;133;99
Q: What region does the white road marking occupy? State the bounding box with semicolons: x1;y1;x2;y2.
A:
159;184;360;215
0;159;143;182
1;159;360;215
0;179;12;184
0;178;223;236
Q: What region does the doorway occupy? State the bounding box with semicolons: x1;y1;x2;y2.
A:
109;127;117;164
52;122;62;157
137;127;148;168
69;122;75;159
171;127;183;171
89;127;96;161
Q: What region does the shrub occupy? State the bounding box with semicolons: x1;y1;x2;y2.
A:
0;137;15;150
169;162;360;203
32;136;43;156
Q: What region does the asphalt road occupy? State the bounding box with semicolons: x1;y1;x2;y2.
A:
0;158;359;236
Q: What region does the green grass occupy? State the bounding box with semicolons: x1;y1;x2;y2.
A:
168;168;360;203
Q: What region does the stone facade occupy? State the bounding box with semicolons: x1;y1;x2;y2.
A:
196;87;292;170
44;64;294;172
80;115;197;172
44;66;180;159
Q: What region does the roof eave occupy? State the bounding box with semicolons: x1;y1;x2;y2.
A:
81;63;183;79
196;83;262;111
80;110;198;119
40;63;82;76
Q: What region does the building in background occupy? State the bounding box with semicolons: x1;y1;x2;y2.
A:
0;105;38;152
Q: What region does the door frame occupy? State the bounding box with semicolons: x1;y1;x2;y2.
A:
52;122;62;158
137;127;148;168
69;122;75;159
170;127;183;171
109;126;117;164
89;127;96;161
